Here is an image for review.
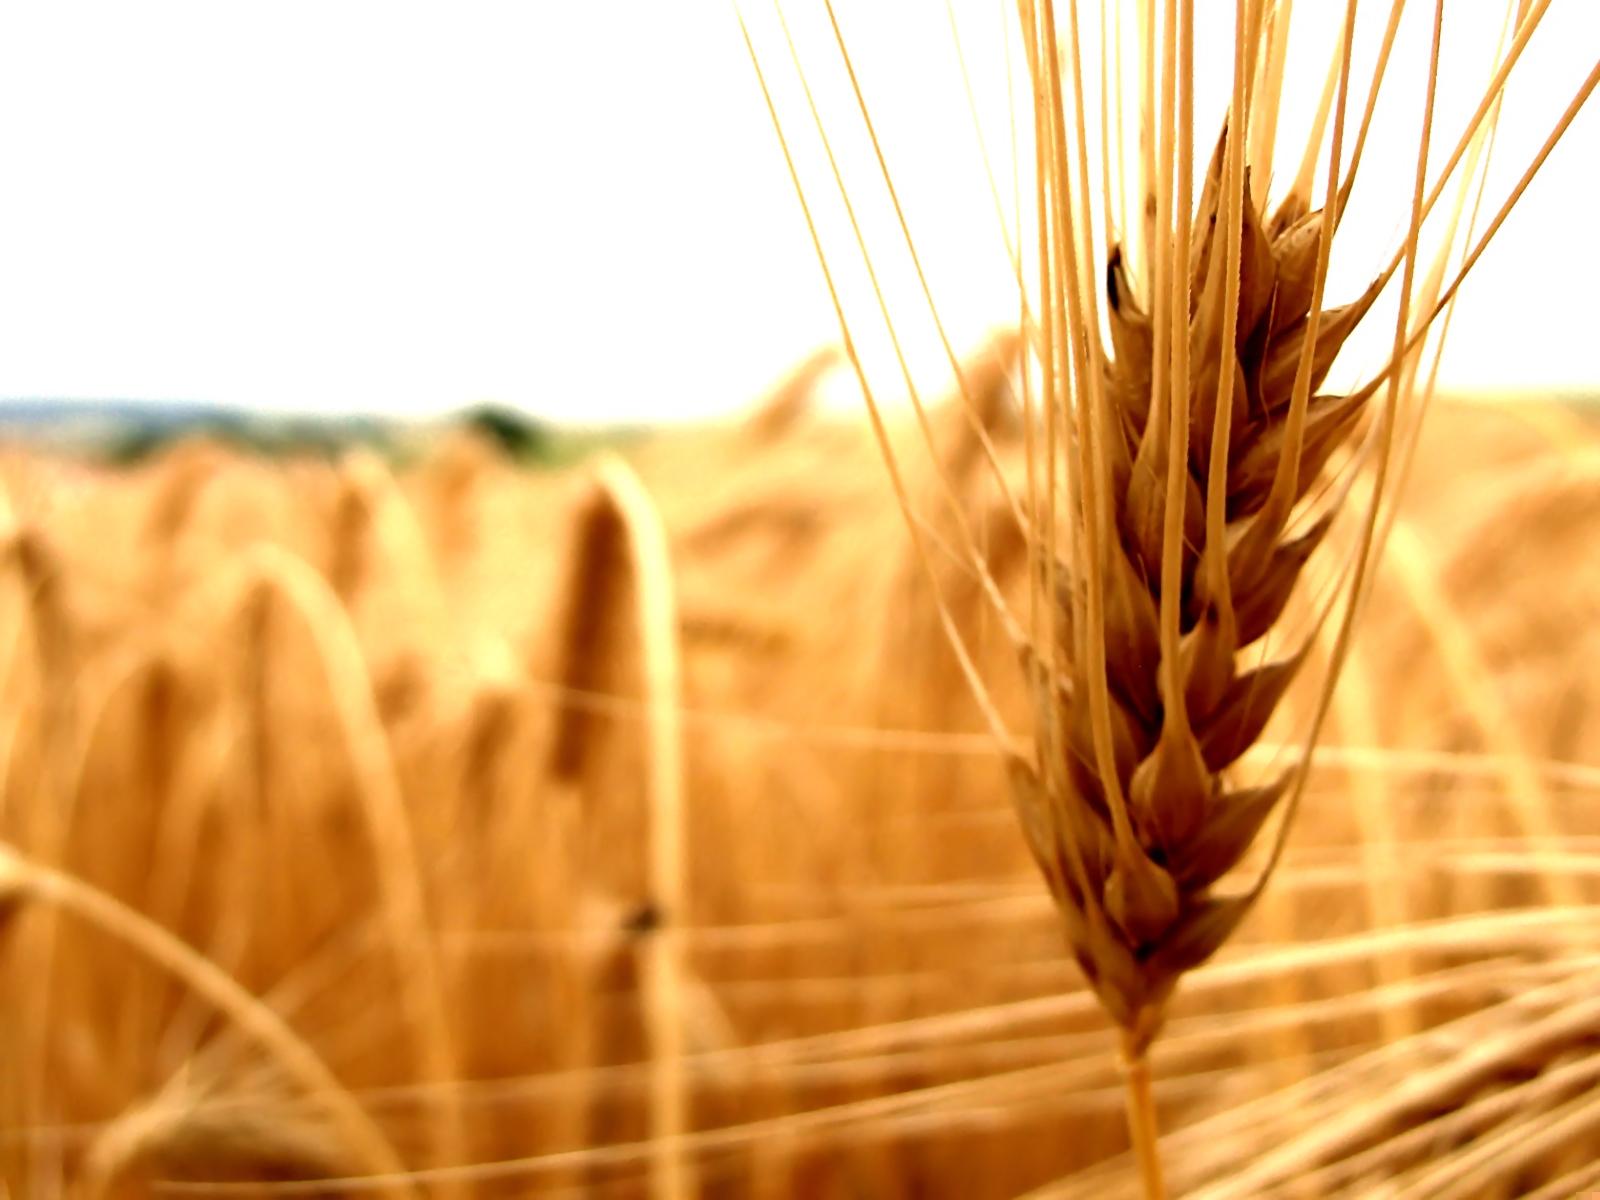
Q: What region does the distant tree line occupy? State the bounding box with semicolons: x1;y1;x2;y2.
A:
82;402;653;469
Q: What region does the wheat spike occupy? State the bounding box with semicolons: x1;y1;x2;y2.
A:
1003;108;1387;1051
741;0;1597;1192
1003;6;1438;1191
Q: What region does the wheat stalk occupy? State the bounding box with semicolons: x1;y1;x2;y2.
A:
741;0;1596;1192
0;842;414;1198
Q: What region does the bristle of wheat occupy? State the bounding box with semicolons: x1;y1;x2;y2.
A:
1011;93;1396;1044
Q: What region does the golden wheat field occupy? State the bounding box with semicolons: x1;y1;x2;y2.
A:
0;378;1594;1198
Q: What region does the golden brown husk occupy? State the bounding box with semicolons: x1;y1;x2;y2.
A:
1005;120;1385;1049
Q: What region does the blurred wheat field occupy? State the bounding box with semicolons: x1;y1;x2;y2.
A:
0;383;1595;1198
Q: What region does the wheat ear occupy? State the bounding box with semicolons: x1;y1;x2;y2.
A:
742;1;1594;1193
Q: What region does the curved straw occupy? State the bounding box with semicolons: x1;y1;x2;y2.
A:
0;844;414;1198
588;454;695;1200
201;544;464;1194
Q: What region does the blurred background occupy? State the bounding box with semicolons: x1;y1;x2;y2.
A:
2;4;1600;1198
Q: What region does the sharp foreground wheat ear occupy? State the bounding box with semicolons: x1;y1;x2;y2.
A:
743;0;1595;1192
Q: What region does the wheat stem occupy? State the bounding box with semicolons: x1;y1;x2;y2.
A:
1119;1029;1167;1200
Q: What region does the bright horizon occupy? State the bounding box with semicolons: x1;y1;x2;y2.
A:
0;3;1595;425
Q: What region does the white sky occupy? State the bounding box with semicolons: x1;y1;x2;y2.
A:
0;2;1595;424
